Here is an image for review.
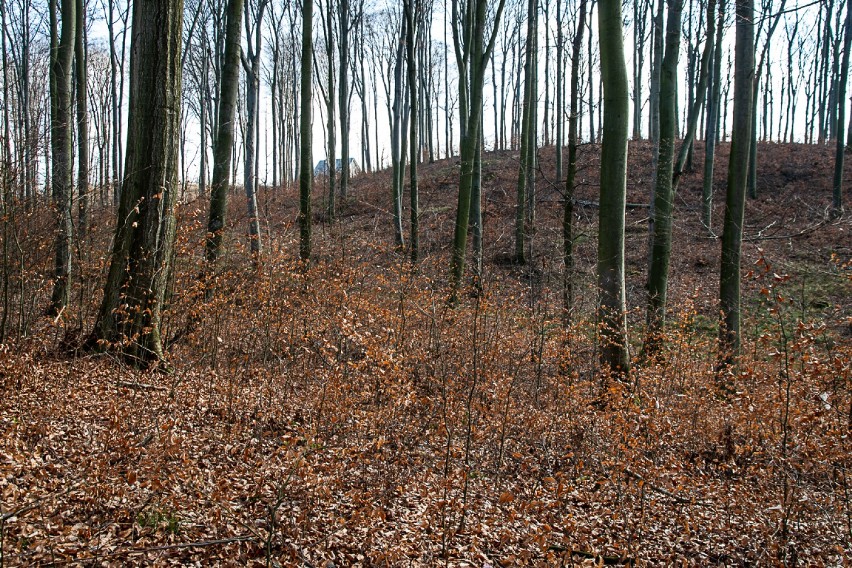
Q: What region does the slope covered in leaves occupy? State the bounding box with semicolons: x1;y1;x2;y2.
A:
1;142;850;565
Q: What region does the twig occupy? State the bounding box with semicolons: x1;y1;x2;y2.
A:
624;469;710;506
116;381;167;392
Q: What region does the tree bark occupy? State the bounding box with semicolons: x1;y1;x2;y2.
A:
597;0;630;377
205;0;244;265
832;0;851;217
75;0;89;240
563;0;586;324
89;0;184;365
299;0;313;261
449;0;506;302
405;0;419;262
702;0;724;230
48;0;75;315
644;0;682;354
718;0;754;368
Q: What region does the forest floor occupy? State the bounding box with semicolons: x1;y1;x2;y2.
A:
1;141;851;566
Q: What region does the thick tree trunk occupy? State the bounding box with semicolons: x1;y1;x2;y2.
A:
718;0;754;367
48;0;75;315
205;0;244;264
597;0;630;377
89;0;184;365
645;0;682;354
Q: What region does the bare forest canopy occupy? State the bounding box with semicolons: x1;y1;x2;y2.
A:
1;0;851;563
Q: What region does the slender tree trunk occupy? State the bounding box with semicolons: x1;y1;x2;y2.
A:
75;0;89;240
563;0;586;324
673;0;715;185
338;0;350;200
449;0;506;301
206;0;244;265
718;0;754;368
242;0;266;259
299;0;313;261
649;0;664;144
391;18;406;247
555;0;564;180
515;0;535;263
587;6;595;142
89;0;184;364
832;0;851;217
702;0;724;230
597;0;630;377
645;0;682;354
405;0;419;262
49;0;75;315
747;0;787;199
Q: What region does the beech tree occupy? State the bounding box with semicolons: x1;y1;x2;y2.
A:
48;0;75;315
299;0;314;261
206;0;244;265
448;0;507;301
597;0;630;376
645;0;682;353
718;0;754;367
833;0;851;217
88;0;184;364
563;0;586;323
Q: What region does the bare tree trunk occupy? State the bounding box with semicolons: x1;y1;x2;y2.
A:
89;0;184;365
832;0;851;217
718;0;754;368
48;0;75;315
645;0;682;354
702;0;724;230
563;0;586;324
515;0;536;264
405;0;419;262
242;0;267;259
75;0;88;240
448;0;507;301
206;0;244;265
299;0;313;260
597;0;630;378
338;0;350;199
